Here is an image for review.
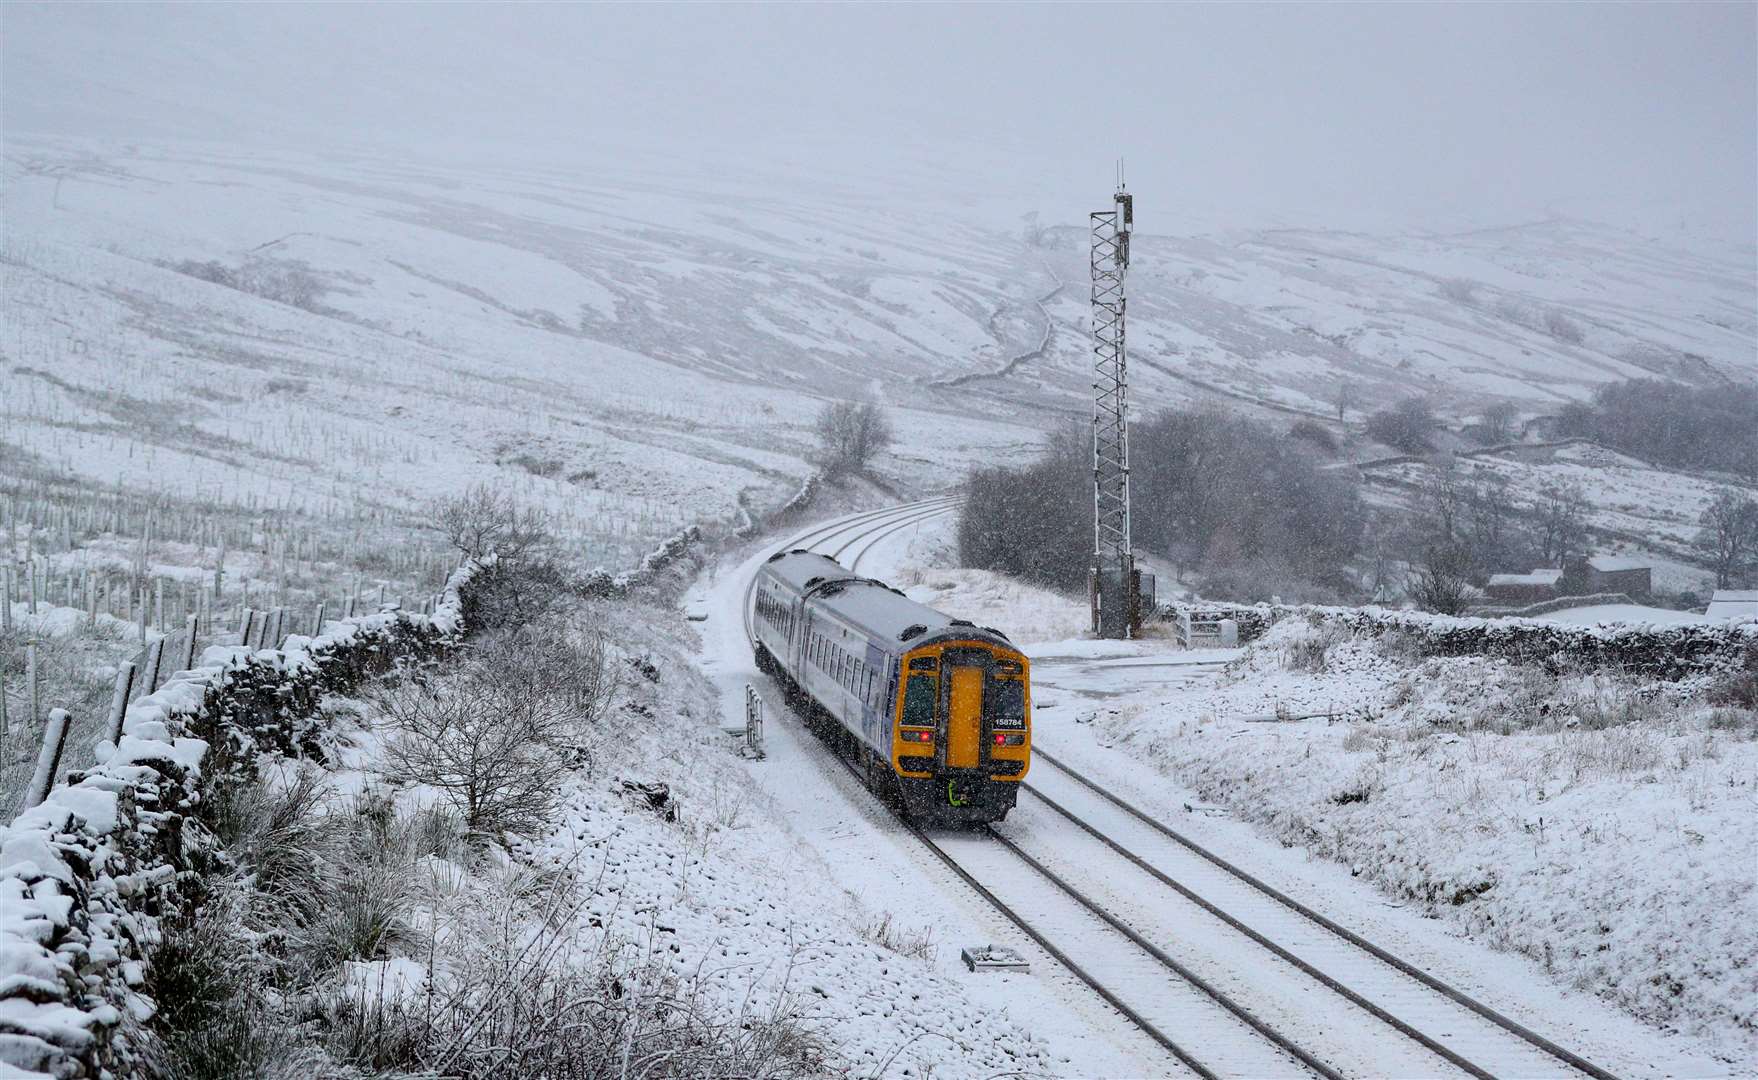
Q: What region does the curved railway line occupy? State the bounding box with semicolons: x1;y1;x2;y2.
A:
741;498;1623;1079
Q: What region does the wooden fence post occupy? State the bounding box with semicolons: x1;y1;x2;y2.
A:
106;662;136;745
182;614;199;672
142;637;165;696
26;639;39;728
1;566;10;633
239;607;256;648
311;602;326;636
23;709;71;810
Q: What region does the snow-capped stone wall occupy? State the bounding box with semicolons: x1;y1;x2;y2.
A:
1163;601;1758;680
0;560;484;1078
579;524;704;598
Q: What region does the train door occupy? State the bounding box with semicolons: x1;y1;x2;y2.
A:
938;648;992;771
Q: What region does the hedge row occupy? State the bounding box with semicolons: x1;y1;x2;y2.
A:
0;560;483;1078
1162;600;1757;681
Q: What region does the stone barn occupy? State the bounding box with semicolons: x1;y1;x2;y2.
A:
1484;569;1564;604
1562;555;1652;599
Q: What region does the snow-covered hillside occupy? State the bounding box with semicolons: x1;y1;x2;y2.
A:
5;134;1752;570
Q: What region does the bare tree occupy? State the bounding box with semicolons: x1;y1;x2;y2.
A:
1480;402;1519;445
1332;378;1360;423
1534;482;1590;566
1407;541;1474;614
1365;397;1439;453
435;485;549;562
814;400;893;476
1696;489;1758;588
379;621;616;838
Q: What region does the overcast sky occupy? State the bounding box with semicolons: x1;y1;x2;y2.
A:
5;2;1754;235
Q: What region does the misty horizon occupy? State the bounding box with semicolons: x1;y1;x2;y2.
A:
5;2;1754;238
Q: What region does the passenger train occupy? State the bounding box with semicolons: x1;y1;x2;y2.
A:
751;550;1031;825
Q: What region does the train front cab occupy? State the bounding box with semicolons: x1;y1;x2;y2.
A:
890;638;1030;824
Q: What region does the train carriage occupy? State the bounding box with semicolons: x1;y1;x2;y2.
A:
752;550;1030;824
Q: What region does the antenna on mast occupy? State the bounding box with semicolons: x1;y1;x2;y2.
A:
1087;170;1145;638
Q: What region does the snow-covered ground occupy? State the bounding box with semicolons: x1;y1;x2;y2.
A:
698;503;1751;1077
312;586;1077;1078
1062;614;1757;1072
1536;603;1732;627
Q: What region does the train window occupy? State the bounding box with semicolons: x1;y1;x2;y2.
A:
901;675;936;726
993;680;1026;720
907;656;936;671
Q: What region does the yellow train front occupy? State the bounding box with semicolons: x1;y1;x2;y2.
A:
752;550;1030;825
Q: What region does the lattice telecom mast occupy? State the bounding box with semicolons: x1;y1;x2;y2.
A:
1089;172;1140;638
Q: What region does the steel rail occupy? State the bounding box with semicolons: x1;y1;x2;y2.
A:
982;826;1345;1079
899;815;1219;1079
1019;783;1496;1079
834;504;958;571
739;497;959;644
1031;746;1622;1080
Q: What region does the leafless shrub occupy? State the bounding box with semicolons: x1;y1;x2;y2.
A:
814;400;893;476
1283;624;1348;673
1478;401;1518;444
1707;647;1758;711
167;257;329;312
378;621;616;839
507;451;564;478
1406;541;1473;614
1340;725;1382;753
1288;418;1338;452
1365;396;1439;453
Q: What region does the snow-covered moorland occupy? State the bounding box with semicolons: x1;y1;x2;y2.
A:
1094;616;1758;1059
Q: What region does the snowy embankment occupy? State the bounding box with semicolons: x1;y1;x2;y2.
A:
0;561;479;1078
1097;617;1757;1057
322;597;1058;1079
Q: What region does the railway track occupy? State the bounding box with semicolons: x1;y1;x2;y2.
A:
742;499;1621;1078
738;495;960;645
1016;749;1621;1079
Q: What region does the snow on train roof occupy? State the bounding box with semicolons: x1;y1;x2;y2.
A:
762;550;857;593
765;551;1009;648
